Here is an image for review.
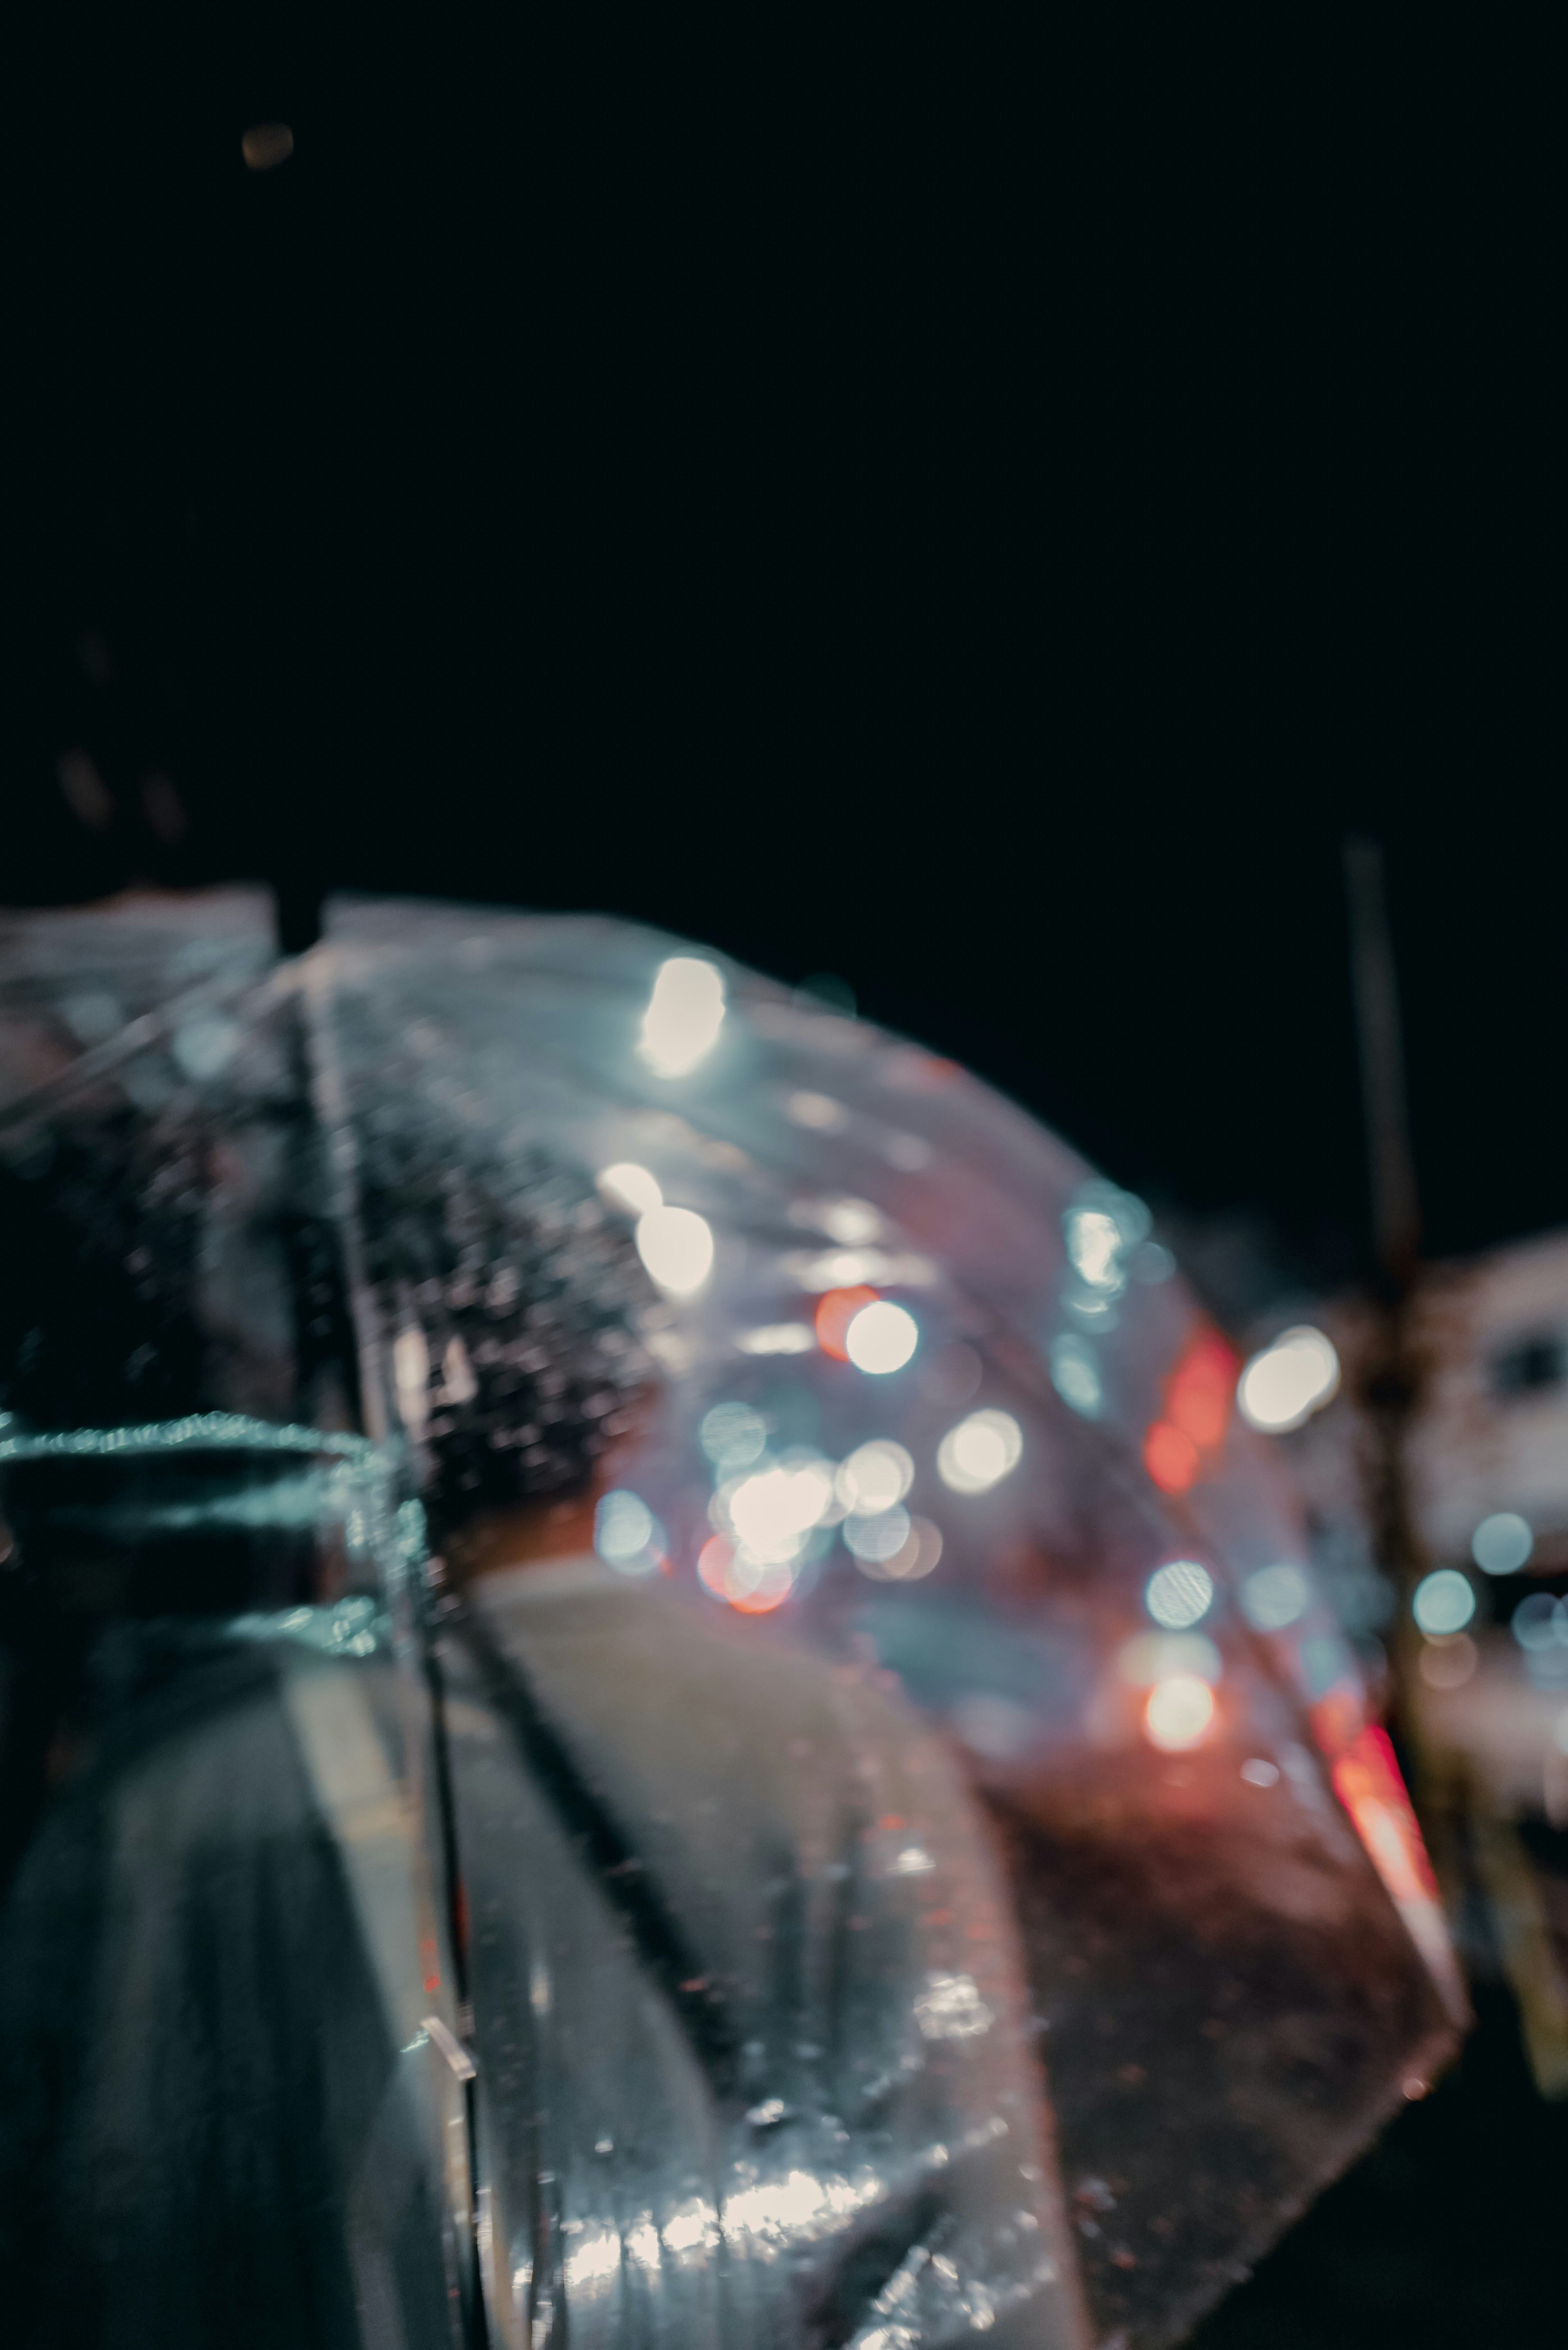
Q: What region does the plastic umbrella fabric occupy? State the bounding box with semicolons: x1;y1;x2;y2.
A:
0;888;1461;2349
311;893;1461;2349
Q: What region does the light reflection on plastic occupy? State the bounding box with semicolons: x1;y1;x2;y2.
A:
597;1161;664;1217
815;1285;878;1361
836;1440;914;1514
845;1301;918;1374
1050;1333;1102;1419
1241;1562;1311;1630
737;1323;817;1356
639;957;726;1077
844;1504;912;1563
1144;1674;1215;1751
790;1195;882;1245
853;1514;943;1582
785;1090;850;1133
699;1402;768;1469
1117;1631;1222;1687
635;1204;715;1296
1065;1207;1125;1295
1331;1726;1463;2016
937;1409;1022;1495
697;1536;795;1613
1143;1420;1199;1494
1145;1560;1214;1629
715;1459;835;1564
1236;1326;1341;1434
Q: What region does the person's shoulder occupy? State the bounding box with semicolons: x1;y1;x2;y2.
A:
469;1559;930;1811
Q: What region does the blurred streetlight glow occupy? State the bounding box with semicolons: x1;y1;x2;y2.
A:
639;957;726;1076
597;1161;663;1216
1236;1326;1341;1434
635;1204;714;1295
1144;1674;1215;1751
845;1300;918;1373
937;1409;1022;1495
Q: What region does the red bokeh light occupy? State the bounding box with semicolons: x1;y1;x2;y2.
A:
1165;1329;1239;1450
1143;1419;1199;1493
815;1284;878;1361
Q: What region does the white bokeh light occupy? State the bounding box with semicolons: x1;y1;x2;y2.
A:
597;1161;664;1217
635;1204;714;1296
1471;1512;1534;1576
845;1301;918;1374
936;1409;1023;1496
736;1323;817;1356
836;1440;914;1515
718;1458;835;1565
1144;1674;1215;1752
1412;1568;1476;1637
844;1504;912;1563
1065;1206;1125;1294
1236;1326;1341;1434
639;957;726;1077
1145;1560;1215;1630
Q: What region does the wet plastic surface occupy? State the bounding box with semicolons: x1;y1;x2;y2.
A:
0;890;1461;2347
311;896;1459;2346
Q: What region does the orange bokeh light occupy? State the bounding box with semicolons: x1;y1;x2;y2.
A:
815;1284;878;1361
1143;1419;1199;1493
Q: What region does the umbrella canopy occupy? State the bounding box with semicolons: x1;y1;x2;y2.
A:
0;887;1462;2349
311;893;1461;2350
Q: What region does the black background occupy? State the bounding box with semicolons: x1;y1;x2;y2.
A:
4;12;1568;2341
7;7;1565;1289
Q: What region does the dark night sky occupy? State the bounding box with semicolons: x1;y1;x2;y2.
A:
6;8;1565;1285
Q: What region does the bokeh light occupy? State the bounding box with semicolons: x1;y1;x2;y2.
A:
716;1457;835;1564
1145;1560;1215;1630
844;1504;912;1563
1471;1511;1534;1575
852;1514;944;1582
639;957;726;1077
815;1284;878;1360
937;1409;1022;1496
836;1440;914;1514
1236;1326;1341;1434
594;1489;664;1576
635;1204;714;1295
699;1402;768;1470
785;1090;849;1133
1144;1674;1216;1752
1050;1333;1103;1419
737;1323;816;1356
1512;1593;1568;1652
1240;1562;1312;1631
845;1301;918;1374
1419;1636;1478;1690
1143;1420;1199;1494
1117;1631;1222;1687
697;1535;794;1613
1065;1206;1125;1294
1412;1568;1477;1637
597;1161;664;1217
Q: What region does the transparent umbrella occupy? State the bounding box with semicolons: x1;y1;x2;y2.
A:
0;888;1462;2350
310;893;1463;2350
